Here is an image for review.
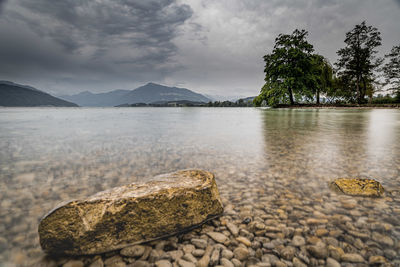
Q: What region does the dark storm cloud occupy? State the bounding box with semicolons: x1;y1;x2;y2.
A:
0;0;399;95
0;0;192;93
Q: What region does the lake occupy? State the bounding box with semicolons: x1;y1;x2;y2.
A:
0;107;399;266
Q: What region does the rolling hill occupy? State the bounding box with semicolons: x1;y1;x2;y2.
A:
59;83;211;106
0;81;78;107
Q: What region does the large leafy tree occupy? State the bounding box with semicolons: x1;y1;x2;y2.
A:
309;55;333;104
257;29;314;106
382;43;400;100
335;21;382;104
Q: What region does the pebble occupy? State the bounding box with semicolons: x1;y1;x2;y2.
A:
326;257;340;267
177;259;195;267
341;253;364;263
192;249;205;257
207;232;228;243
221;249;234;260
233;247;249;261
131;260;149;267
155;260;172;267
306;242;328;259
63;260;84;267
291;235;305;247
191;239;207;249
236;236;251;247
369;255;387;264
120;245;146;257
226;222;239;236
89;258;104;267
280;246;296;261
220;258;234;267
210;248;220;265
292;257;306;267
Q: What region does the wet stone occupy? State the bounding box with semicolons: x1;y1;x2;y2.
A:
155;260;172;267
191;239;207;249
233;247;249;261
39;170;224;255
207;232;228;244
120;245;146;258
341;253;364;263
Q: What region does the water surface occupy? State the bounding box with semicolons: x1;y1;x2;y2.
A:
0;107;399;265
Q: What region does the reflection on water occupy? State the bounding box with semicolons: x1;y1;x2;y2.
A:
0;107;399;265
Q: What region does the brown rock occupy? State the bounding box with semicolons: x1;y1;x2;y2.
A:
329;178;384;197
39;170;224;255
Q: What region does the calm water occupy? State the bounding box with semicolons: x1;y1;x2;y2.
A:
0;107;399;265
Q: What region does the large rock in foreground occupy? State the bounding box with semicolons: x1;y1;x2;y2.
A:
329;178;384;197
39;170;223;255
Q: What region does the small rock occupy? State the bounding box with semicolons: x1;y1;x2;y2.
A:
210;247;220;265
155;260;172;267
220;258;234;267
192;249;205;257
306;242;328;259
292;257;306;267
242;218;251;224
280;246;296;261
315;229;328;237
183;253;197;264
221;249;234;260
226;222;239;236
131;261;149;267
233;247;249;261
236;236;251;247
178;259;195;267
231;258;241;267
63;260;84;267
291;236;305;247
183;245;195;254
326;258;340;267
196;246;213;267
207;232;228;243
89;258;104;267
120;245;146;257
191;239;207;249
167;250;184;261
369;255;387;264
341;253;364;263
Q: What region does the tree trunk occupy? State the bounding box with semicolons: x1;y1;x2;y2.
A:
362;77;367;104
288;88;294;105
356;75;361;104
316;88;320;105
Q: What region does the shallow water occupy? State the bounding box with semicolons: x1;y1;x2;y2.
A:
0;107;399;266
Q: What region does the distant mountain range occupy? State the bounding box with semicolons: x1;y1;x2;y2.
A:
0;81;78;107
59;83;211;107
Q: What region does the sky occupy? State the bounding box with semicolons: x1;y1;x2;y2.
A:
0;0;399;96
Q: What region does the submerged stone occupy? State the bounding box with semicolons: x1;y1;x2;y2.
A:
329;178;384;197
38;170;223;255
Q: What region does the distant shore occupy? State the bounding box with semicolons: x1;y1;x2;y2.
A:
274;103;400;109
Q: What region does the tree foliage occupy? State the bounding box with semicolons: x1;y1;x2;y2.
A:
335;21;382;103
259;29;314;106
382;43;400;98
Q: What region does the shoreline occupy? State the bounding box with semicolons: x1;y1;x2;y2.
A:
274;104;400;109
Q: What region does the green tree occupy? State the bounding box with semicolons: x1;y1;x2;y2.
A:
309;55;333;104
335;21;382;104
257;29;314;106
382;43;400;100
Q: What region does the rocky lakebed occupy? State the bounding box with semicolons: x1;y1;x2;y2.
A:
0;108;399;267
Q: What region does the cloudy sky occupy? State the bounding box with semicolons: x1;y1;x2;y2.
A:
0;0;399;96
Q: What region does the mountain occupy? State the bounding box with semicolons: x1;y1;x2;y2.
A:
0;81;78;107
59;89;130;107
121;83;210;104
204;94;248;102
59;83;211;106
